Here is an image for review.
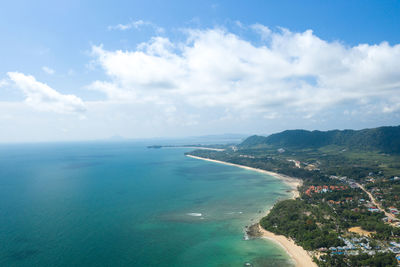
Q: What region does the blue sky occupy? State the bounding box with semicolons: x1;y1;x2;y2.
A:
0;0;400;142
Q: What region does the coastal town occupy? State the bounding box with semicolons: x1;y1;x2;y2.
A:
186;126;400;266
302;177;400;264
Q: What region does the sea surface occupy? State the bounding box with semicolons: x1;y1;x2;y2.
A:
0;142;293;266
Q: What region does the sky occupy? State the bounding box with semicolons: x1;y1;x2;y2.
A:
0;0;400;142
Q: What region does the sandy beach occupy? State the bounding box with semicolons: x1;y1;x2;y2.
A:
258;225;317;267
186;155;302;198
179;147;225;151
186;155;316;267
163;146;225;151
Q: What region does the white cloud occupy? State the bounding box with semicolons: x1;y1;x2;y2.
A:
0;79;8;87
7;72;86;114
108;20;164;33
4;25;400;142
90;26;400;121
251;23;271;39
42;66;55;75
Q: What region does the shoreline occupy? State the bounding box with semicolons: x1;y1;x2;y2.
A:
186;154;316;267
186;155;302;198
180;147;225;151
163;146;225;151
257;224;317;267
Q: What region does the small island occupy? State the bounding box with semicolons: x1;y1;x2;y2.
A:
147;145;163;149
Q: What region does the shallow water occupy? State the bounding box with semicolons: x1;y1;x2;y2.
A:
0;142;293;266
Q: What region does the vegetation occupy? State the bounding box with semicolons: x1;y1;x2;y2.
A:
186;125;400;266
260;199;343;250
240;126;400;154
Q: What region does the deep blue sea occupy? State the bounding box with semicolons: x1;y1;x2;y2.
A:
0;142;293;266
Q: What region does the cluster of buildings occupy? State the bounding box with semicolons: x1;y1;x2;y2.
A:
326;237;372;256
367;187;399;217
370;187;384;200
382;217;400;225
305;185;348;196
322;237;400;261
368;206;380;213
319;173;400;263
329;175;360;189
390;207;400;215
327;197;353;205
360;201;380;213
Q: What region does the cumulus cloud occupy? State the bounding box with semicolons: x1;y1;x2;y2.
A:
42;66;55;75
108;20;164;33
89;26;400;119
7;72;86;114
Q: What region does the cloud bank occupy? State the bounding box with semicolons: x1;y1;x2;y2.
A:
1;24;400;142
90;27;400;121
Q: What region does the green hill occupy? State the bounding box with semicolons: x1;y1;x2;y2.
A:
240;126;400;154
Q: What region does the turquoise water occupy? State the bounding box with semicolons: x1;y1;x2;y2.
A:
0;142;293;266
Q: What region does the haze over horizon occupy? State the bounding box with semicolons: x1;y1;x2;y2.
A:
1;0;400;142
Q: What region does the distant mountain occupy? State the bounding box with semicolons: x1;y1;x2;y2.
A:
240;126;400;154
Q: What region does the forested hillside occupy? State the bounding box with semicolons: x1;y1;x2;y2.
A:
240;126;400;154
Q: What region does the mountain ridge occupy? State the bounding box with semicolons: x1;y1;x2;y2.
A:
240;125;400;154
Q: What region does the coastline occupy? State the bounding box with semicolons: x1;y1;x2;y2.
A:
186;154;316;267
163;146;225;151
258;224;317;267
180;147;225;151
186;155;302;198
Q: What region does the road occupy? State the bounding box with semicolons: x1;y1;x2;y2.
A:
356;182;397;221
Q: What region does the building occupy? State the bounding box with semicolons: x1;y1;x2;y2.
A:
389;207;399;215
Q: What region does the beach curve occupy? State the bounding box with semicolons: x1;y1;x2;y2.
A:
186;154;317;267
258;224;317;267
186;155;302;198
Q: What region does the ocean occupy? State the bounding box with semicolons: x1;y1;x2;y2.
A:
0;142;293;266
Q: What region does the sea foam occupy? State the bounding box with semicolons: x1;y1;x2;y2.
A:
187;212;202;217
